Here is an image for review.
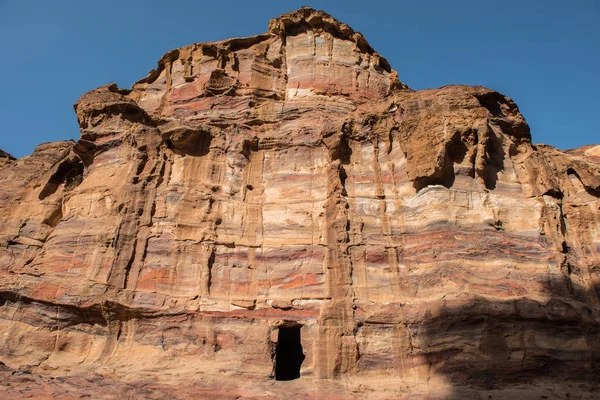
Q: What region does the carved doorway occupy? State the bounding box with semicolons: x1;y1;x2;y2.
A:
275;325;305;380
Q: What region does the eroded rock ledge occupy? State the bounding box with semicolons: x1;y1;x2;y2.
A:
1;7;599;399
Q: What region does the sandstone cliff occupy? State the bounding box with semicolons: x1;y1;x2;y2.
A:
1;8;599;399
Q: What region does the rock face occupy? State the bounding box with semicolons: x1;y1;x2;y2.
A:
1;7;599;399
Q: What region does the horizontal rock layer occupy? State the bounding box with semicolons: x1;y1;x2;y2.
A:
1;7;599;399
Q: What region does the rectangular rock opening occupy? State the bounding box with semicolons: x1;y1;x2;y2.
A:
275;325;305;381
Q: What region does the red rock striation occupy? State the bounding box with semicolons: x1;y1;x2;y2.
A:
1;7;599;399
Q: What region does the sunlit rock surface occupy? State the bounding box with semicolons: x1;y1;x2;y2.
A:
1;7;599;399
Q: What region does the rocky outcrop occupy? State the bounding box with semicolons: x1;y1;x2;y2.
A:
1;7;599;399
0;149;15;160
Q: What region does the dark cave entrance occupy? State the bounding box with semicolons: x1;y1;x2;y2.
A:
275;325;305;381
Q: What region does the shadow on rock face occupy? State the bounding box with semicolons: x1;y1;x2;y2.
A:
416;279;600;399
482;130;506;191
38;157;85;200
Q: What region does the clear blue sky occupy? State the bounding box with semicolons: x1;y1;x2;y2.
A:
1;0;598;158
